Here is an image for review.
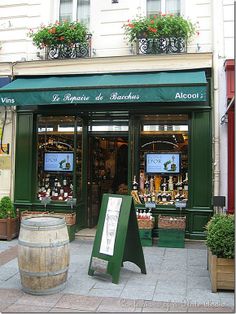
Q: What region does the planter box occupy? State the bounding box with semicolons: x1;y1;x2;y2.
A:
20;210;49;220
0;217;19;240
158;215;186;230
158;228;185;248
137;219;154;229
67;224;76;242
20;211;76;225
51;213;76;225
208;250;235;292
139;229;152;247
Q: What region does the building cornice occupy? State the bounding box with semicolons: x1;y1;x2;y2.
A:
0;53;213;77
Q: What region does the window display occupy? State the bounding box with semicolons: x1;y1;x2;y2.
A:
132;114;188;206
37;116;81;202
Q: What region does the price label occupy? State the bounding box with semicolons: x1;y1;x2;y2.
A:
145;202;156;208
175;201;187;208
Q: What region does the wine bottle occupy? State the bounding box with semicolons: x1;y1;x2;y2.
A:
144;177;150;194
161;177;168;191
161;190;167;202
132;175;138;190
65;154;71;170
168;176;173;191
150;176;154;193
184;172;188;191
140;172;145;190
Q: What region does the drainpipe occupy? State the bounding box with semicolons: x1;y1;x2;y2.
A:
212;0;223;197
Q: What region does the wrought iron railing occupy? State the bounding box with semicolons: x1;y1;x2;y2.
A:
137;37;187;55
45;34;92;60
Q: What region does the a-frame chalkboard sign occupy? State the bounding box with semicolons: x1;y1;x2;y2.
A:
88;193;146;284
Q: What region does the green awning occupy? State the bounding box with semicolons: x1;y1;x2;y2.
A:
0;71;207;106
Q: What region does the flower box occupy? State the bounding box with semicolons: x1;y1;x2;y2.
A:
51;212;76;225
20;210;49;220
208;250;235;292
0;217;19;241
123;14;197;55
158;228;185;248
158;215;186;230
28;20;92;60
20;211;76;225
137;219;154;229
139;229;152;247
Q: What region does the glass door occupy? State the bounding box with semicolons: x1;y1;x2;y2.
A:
87;119;129;227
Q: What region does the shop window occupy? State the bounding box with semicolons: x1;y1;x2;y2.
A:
136;114;188;206
37;116;82;202
147;0;181;16
59;0;90;26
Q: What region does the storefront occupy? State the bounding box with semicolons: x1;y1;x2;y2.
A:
0;69;213;239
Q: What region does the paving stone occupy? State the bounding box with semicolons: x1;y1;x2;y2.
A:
120;285;155;300
0;245;18;266
50;307;85;312
97;296;143;312
186;288;221;304
187;305;235;312
143;300;169;312
0;239;234;312
4;303;52;312
187;265;209;277
14;291;63;306
55;293;103;311
187;276;211;289
152;293;187;303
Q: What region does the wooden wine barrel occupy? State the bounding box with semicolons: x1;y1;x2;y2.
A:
18;216;70;295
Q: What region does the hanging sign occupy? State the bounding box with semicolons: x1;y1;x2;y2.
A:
88;193;146;284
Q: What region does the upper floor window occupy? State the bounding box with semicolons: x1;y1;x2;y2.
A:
147;0;180;17
59;0;90;27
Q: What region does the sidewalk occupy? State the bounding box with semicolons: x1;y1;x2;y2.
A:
0;238;234;313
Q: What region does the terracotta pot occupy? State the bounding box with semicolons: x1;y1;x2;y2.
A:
0;217;19;240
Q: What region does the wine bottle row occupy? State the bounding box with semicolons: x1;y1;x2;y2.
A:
131;173;188;205
38;174;73;201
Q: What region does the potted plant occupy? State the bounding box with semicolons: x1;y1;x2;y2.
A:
205;214;235;292
123;14;197;54
28;20;91;59
0;196;19;240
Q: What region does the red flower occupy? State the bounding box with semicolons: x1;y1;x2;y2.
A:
48;27;56;34
197;31;200;36
150;20;154;24
148;27;157;33
128;23;134;28
162;13;166;16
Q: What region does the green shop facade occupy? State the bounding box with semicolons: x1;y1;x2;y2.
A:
0;69;212;239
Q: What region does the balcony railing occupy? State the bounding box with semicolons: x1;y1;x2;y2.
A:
137;37;187;55
45;34;92;60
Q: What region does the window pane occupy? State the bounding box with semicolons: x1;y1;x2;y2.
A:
138;114;189;206
37;116;75;202
147;0;161;17
166;0;180;14
77;0;90;26
59;0;73;22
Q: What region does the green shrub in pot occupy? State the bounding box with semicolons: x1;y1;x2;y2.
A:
0;196;16;219
205;214;234;259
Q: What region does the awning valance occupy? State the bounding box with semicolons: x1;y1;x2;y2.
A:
0;71;207;106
